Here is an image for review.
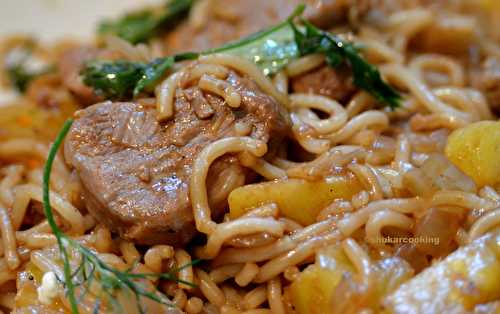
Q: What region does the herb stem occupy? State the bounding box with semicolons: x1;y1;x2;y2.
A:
205;4;304;56
43;118;79;314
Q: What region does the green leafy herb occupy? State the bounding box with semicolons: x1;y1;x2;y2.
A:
81;6;305;99
212;24;297;76
205;5;305;75
7;65;43;92
98;0;193;44
84;4;400;108
82;61;145;99
5;47;52;92
43;119;198;314
133;57;174;96
81;53;199;99
290;19;401;109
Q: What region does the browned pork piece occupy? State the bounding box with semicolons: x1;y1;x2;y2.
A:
291;65;356;102
64;70;290;245
57;46;102;105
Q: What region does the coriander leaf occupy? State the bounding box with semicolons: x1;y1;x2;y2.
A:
133;57;174;96
7;65;39;92
84;3;401;109
99;11;158;44
81;52;199;100
82;5;303;99
4;47;52;92
98;0;193;44
344;44;402;110
291;20;402;109
82;60;145;99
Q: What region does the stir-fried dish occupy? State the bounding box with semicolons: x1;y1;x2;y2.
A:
0;1;499;313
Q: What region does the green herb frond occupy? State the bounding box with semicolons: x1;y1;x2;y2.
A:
81;57;178;99
98;0;193;44
43;119;198;314
82;4;401;109
81;61;145;99
5;46;52;92
290;19;402;109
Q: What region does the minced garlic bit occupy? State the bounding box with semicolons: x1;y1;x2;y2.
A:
37;271;60;305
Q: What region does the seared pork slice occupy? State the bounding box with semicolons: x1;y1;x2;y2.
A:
64;71;290;245
291;65;356;103
57;46;101;106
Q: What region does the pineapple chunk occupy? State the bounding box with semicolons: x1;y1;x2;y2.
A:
228;175;362;225
384;231;500;313
291;245;413;314
445;121;500;187
290;246;356;314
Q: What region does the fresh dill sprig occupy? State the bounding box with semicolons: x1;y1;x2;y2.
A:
43;119;198;314
43;119;79;313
